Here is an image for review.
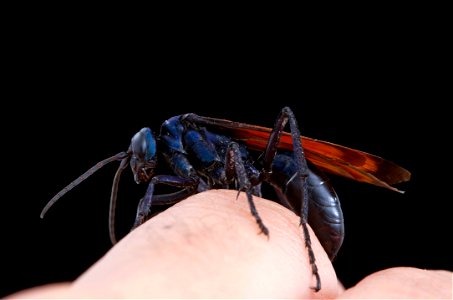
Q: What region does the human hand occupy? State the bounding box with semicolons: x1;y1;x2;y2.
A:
6;190;452;299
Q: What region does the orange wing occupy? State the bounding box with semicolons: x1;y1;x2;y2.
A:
196;116;411;192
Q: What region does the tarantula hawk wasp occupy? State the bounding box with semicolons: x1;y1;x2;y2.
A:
40;107;411;292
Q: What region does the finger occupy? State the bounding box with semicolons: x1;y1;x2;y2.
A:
3;283;72;299
339;267;452;299
70;189;339;298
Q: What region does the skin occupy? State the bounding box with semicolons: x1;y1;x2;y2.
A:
6;190;452;299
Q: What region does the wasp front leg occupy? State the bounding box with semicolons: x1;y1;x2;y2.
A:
132;175;199;229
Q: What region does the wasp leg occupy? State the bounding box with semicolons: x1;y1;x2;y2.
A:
132;175;199;229
182;108;320;290
225;142;269;236
152;189;199;206
132;188;196;228
269;154;345;261
260;107;320;292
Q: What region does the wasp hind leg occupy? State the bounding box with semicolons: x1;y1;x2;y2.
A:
260;107;321;292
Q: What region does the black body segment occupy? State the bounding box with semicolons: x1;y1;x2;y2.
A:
270;154;344;260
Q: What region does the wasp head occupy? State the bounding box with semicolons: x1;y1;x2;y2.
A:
130;127;157;184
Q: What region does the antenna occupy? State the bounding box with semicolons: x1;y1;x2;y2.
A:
40;151;129;218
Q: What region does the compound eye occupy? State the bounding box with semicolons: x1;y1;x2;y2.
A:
131;128;156;161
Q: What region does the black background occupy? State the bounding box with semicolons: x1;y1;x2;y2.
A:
1;14;450;297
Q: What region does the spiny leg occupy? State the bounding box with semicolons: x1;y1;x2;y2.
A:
261;107;320;292
225;142;269;236
182;109;319;290
131;175;199;230
132;188;196;231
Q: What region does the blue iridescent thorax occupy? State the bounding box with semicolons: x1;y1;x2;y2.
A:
160;116;186;153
